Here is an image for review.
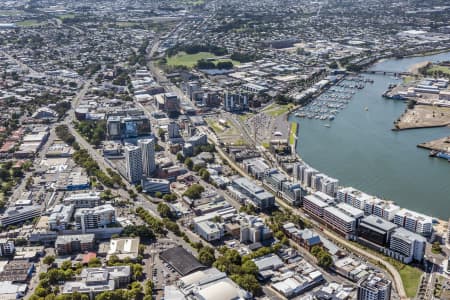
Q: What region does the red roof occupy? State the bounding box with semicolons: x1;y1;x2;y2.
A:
82;252;97;264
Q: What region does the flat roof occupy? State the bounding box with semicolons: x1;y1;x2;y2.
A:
324;206;355;223
159;246;206;276
360;215;397;232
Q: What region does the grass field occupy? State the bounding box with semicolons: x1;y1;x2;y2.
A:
206;118;225;134
263;103;294;117
58;14;76;20
166;51;239;68
385;257;422;298
16;20;47;27
426;65;450;76
0;10;24;16
289;122;297;145
116;21;138;27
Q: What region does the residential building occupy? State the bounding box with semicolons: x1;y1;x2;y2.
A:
138;138;156;176
55;234;95;255
323;204;361;238
357;273;392;300
337;187;372;210
48;204;75;231
242;158;270;180
168;121;180;139
280;181;303;206
388;227;426;263
365;199;400;221
303;191;335;219
232;177;275;210
0;205;41;227
223;92;248;112
63;192;101;208
186;133;208;147
0;239;14;256
124;144;142;183
74;204;116;232
393;209;433;236
239;214;273;244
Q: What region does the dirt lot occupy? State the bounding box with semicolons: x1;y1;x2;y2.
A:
394;105;450;130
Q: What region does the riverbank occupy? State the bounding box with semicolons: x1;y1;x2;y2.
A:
393;105;450;130
417;136;450;152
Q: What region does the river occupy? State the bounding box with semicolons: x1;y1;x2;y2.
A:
292;52;450;220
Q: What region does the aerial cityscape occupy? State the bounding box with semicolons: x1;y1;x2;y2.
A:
0;0;449;300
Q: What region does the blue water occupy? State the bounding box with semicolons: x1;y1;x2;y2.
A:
292;53;450;219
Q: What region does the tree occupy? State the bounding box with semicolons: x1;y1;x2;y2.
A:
88;257;101;267
43;255;55;265
318;251;333;268
241;260;258;275
183;184;205;199
230;274;261;295
176;152;184;162
198;247;215;267
184;157;193;170
199;168;210;182
432;241;442;254
61;260;72;271
157;203;172;218
311;246;322;257
154;191;163;198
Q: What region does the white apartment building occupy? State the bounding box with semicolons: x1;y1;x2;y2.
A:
0;239;14;256
357;273;391;300
336;187;372;210
124;145;142;183
323;206;357;237
394;208;433;236
138;138;156;176
388;228;426;264
303;191;335;219
364;199;400;221
63;192;101;208
74;204;116;233
48;204;75;231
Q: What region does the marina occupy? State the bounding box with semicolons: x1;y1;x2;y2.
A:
291;51;450;219
294;76;373;123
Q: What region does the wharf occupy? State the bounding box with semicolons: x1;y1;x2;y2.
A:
417;136;450;152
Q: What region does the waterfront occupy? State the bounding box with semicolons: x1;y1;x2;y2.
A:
292;53;450;219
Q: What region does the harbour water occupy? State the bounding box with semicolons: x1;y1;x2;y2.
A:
292;52;450;220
